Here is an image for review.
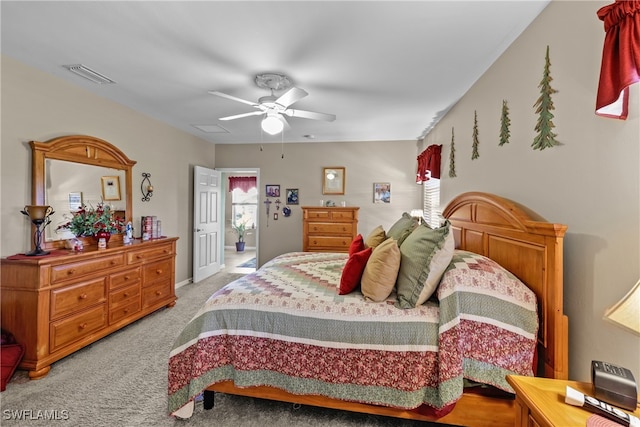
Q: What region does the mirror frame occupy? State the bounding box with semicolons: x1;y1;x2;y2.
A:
31;135;136;250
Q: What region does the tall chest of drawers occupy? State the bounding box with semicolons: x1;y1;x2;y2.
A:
302;206;359;252
0;237;178;379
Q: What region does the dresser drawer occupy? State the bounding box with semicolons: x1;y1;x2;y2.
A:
330;210;356;220
50;254;124;284
305;210;331;219
127;244;174;264
50;305;107;352
50;278;107;320
110;267;141;290
109;299;141;325
306;236;352;251
307;222;355;236
109;283;140;308
142;259;172;287
142;280;172;308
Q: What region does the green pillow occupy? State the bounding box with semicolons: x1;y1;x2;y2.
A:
395;220;455;309
386;213;418;246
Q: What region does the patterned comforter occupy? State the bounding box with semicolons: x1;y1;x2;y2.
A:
168;250;538;417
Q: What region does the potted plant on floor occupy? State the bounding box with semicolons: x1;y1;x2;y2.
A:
232;220;248;252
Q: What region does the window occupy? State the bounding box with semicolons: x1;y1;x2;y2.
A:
422;176;441;229
232;187;258;229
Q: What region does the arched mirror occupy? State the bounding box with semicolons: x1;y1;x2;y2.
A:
31;135;136;250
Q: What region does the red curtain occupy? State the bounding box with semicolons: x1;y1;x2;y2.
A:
228;176;256;193
595;0;640;119
416;144;441;183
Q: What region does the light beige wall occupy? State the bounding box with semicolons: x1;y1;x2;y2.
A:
423;0;640;381
0;55;216;283
215;140;422;266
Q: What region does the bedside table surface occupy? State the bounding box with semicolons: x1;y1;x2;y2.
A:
506;375;640;427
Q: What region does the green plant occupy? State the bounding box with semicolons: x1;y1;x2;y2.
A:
57;203;124;237
231;221;247;242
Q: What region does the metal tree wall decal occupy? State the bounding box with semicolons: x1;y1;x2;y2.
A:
532;45;560;150
449;127;457;178
499;100;511;146
471;110;480;160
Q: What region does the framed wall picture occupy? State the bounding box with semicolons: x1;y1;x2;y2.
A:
322;167;345;195
68;192;83;211
265;184;280;197
373;182;391;203
101;176;121;201
286;188;299;205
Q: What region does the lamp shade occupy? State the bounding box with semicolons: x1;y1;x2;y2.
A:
261;114;284;135
604;279;640;336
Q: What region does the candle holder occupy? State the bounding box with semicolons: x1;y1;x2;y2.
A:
20;205;55;256
141;172;153;202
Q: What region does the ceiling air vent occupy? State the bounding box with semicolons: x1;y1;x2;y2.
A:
63;64;116;84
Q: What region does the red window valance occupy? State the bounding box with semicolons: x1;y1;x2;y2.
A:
416;144;441;184
595;0;640;119
228;176;256;193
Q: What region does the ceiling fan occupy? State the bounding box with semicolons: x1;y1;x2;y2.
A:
209;73;336;135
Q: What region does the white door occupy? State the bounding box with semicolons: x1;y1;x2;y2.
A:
193;166;221;283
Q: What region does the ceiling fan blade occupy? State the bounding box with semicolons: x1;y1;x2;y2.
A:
219;110;264;121
280;115;291;131
284;109;336;122
208;91;259;107
275;87;308;108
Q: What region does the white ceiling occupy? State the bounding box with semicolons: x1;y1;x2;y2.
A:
1;1;550;145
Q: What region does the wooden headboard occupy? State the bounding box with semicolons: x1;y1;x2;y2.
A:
442;192;568;380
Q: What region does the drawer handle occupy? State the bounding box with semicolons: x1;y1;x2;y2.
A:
136;254;143;259
123;292;129;297
124;275;130;280
79;323;87;330
67;269;76;275
155;269;163;275
155;290;162;296
124;309;129;314
110;260;117;265
79;294;87;300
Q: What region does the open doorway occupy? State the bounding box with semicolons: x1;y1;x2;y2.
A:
218;168;259;274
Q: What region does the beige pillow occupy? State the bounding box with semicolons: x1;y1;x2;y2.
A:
395;221;455;309
364;225;386;249
386;213;419;246
361;238;401;302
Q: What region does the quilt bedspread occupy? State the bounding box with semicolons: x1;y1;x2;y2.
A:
168;250;537;417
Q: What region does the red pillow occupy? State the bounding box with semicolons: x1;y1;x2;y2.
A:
349;234;365;256
339;247;373;295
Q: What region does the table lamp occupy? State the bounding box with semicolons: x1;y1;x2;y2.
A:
20;205;54;256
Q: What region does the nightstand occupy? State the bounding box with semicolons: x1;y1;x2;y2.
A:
506;375;640;427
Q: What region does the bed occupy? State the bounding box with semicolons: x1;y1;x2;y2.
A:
168;192;568;427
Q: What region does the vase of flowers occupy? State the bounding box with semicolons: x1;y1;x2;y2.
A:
57;203;124;245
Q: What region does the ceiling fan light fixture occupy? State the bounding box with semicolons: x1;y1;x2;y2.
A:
261;114;284;135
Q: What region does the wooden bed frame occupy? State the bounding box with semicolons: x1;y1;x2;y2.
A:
203;191;568;427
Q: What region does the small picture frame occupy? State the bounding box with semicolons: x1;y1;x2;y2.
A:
373;182;391;203
322;167;345;195
101;176;121;201
286;188;299;205
68;192;83;211
265;184;280;198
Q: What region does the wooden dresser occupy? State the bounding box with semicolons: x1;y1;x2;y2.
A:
302;206;359;252
0;237;178;379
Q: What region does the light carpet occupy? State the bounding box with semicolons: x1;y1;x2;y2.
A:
0;270;458;427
